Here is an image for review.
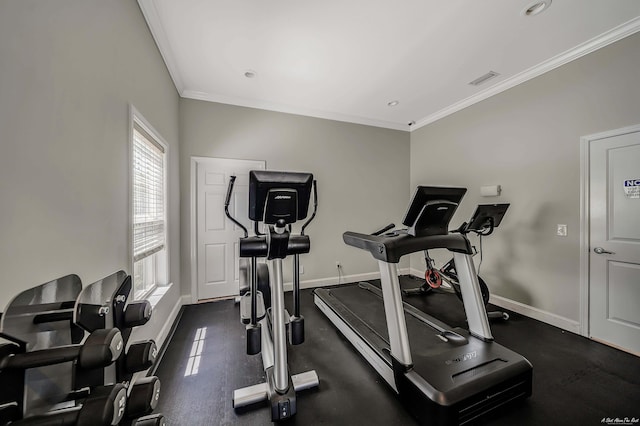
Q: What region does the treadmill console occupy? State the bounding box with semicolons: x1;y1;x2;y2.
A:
343;186;472;263
402;186;467;237
466;203;510;232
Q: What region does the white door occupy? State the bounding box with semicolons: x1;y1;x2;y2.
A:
194;158;265;301
589;128;640;355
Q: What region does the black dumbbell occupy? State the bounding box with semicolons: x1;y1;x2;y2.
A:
10;383;127;426
125;376;161;420
125;340;157;374
0;328;123;371
124;301;152;328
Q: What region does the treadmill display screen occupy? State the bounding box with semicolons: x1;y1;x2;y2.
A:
466;204;510;231
402;186;467;236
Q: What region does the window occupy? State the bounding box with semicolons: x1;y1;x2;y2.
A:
131;109;168;299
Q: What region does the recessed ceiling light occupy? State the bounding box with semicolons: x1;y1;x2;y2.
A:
522;0;552;16
387;100;399;107
244;70;257;78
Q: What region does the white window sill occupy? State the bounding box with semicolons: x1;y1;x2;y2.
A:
144;283;173;308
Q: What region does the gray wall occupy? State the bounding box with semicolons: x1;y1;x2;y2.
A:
179;99;410;298
410;33;640;322
3;0;637;339
0;1;181;343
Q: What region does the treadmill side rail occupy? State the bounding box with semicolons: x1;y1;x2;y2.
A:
452;252;493;341
378;262;413;367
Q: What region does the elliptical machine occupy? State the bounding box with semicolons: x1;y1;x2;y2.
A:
224;170;319;422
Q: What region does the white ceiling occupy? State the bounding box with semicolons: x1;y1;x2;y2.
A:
138;0;640;131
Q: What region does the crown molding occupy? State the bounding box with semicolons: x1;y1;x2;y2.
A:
182;90;410;131
410;16;640;131
138;0;185;94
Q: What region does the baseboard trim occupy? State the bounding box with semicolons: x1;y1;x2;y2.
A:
489;294;581;334
155;294;188;349
283;268;411;292
149;295;188;376
410;267;424;278
408;271;582;334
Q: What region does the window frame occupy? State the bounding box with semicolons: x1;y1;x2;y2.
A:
129;105;169;300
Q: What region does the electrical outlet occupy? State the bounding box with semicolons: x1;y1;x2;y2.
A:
300;264;304;274
336;261;342;269
557;224;568;237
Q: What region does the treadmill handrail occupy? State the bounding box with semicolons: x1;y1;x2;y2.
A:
343;230;472;263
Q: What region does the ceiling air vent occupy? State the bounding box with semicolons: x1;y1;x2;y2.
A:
468;71;500;86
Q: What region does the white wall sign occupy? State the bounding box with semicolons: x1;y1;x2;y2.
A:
623;179;640;198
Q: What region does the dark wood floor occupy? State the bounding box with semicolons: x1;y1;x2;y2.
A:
153;277;640;425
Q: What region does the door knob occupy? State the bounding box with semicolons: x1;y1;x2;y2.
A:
593;247;615;255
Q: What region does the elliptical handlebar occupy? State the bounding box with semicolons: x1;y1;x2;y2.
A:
300;180;318;236
224;176;249;238
224;176;235;207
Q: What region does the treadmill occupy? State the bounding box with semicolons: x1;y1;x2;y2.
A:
314;186;532;425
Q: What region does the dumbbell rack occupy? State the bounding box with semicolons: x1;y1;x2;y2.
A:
74;270;164;426
0;272;165;426
0;274;128;425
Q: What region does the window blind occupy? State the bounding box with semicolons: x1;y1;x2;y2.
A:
133;122;166;263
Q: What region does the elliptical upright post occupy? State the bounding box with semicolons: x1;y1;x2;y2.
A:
225;170;319;422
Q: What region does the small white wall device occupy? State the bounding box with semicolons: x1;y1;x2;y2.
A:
480;185;501;197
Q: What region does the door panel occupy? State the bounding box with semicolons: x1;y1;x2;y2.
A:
607;261;640;327
589;129;640;354
205;244;226;284
205;171;225;186
205;193;225;231
610;144;640;240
